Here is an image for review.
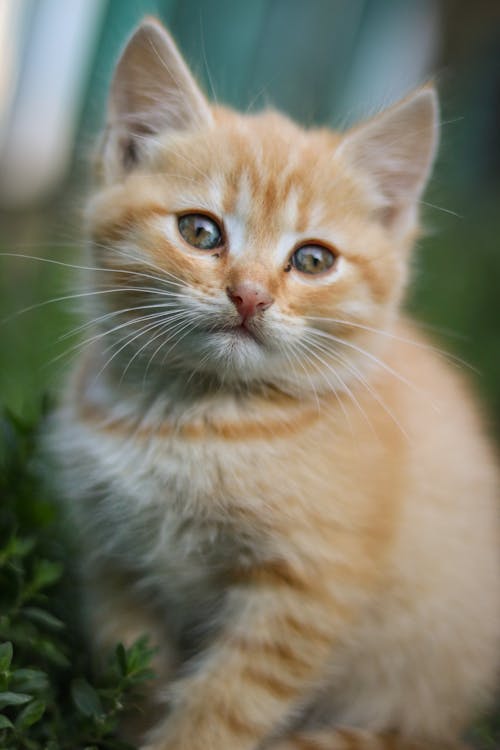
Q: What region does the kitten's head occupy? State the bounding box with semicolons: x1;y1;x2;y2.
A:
86;18;438;396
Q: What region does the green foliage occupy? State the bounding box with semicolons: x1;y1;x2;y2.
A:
0;408;155;749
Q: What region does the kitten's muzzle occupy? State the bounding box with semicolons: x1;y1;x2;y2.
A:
226;283;274;323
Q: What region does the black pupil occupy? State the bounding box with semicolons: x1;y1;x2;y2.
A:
178;214;221;250
293;245;334;274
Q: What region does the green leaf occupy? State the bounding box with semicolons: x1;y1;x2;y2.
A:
116;643;127;676
37;639;70;667
31;559;63;590
10;537;36;559
71;678;103;717
125;635;156;675
0;537;35;567
11;668;49;693
0;713;14;729
0;691;31;709
127;667;155;684
0;642;13;671
23;607;65;631
15;698;46;729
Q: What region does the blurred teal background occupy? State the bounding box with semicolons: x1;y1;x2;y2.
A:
0;0;499;435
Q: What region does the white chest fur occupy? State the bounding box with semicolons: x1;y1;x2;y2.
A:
55;397;281;584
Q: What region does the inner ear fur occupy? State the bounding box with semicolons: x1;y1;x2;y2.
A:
339;86;439;231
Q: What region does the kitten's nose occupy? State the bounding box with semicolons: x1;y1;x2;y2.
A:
226;283;274;321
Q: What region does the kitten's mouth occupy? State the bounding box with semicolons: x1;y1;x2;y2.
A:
232;323;259;340
211;321;262;344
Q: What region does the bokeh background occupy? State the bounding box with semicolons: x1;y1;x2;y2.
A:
0;0;499;436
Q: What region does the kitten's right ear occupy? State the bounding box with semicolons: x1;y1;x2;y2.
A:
100;17;212;182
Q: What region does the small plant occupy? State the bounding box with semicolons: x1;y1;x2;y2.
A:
0;408;155;749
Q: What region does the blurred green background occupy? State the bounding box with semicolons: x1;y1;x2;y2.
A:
0;0;499;435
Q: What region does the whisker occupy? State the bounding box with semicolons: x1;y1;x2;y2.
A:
123;312;201;384
120;322;174;384
275;339;308;399
99;244;188;289
1;286;190;326
305;327;440;412
58;300;187;342
183;345;217;388
0;251;186;293
0;240;188;291
46;309;188;369
0;245;191;301
295;339;357;438
199;13;218;107
419;200;462;219
302;338;379;439
142;312;201;382
304;336;408;441
282;338;321;412
94;315;185;382
305;316;477;373
158;315;204;367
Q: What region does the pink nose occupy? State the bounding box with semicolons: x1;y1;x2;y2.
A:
226;283;274;321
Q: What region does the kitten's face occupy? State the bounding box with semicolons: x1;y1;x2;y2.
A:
87;19;438;395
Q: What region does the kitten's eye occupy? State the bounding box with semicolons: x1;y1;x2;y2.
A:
291;244;336;275
178;213;223;250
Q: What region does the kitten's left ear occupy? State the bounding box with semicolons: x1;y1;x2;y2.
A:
101;17;212;181
339;86;439;231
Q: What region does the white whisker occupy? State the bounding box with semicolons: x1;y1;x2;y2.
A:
123;312;201;383
95;315;186;382
305;327;440;413
282;338;321;412
305;316;476;373
1;285;192;326
304;336;408;441
158;315;204;367
46;310;185;369
295;339;356;438
58;301;187;342
0;251;186;293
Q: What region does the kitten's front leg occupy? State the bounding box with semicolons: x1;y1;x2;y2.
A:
85;565;179;745
143;561;350;750
84;566;175;675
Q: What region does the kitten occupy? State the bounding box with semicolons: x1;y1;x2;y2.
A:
52;17;500;750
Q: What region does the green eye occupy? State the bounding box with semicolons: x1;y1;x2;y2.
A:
178;213;223;250
291;244;336;275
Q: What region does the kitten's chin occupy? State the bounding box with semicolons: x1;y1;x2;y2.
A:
202;329;271;381
163;327;278;388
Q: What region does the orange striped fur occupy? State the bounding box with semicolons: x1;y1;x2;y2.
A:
50;17;499;750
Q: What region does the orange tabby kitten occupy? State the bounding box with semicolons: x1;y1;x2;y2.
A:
52;18;500;750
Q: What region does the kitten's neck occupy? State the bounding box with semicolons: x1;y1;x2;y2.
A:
71;343;327;442
77;342;311;421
